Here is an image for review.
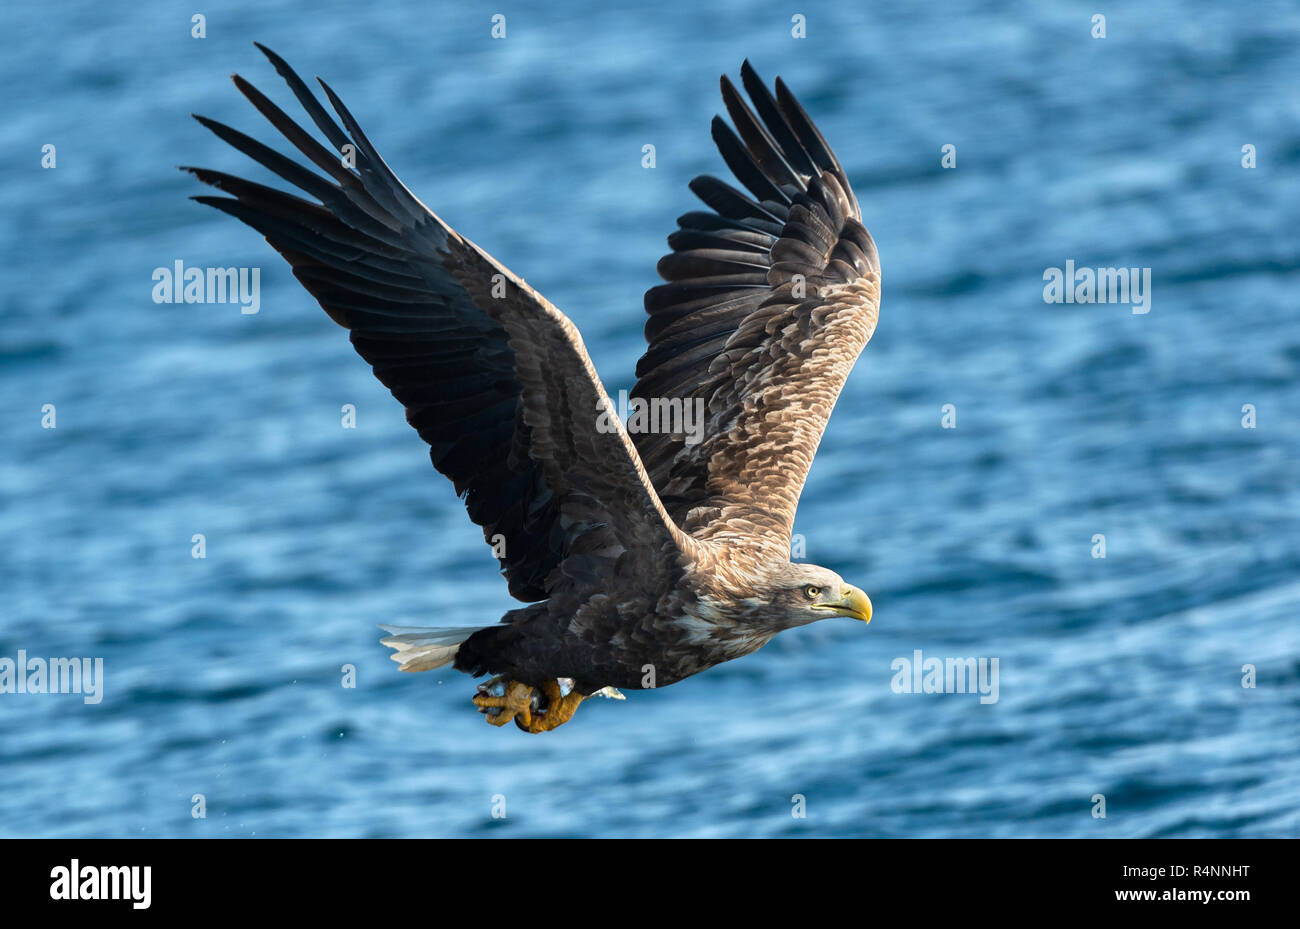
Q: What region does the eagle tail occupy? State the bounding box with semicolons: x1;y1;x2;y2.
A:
378;624;489;673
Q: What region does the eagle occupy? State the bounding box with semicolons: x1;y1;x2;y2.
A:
188;45;880;733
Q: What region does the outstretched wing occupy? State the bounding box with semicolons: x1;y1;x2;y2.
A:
187;44;688;603
632;62;881;558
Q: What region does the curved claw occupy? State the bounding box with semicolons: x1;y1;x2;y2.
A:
515;679;585;733
471;678;586;733
472;680;534;729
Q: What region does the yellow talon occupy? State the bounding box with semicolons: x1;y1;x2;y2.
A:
471;680;534;729
518;679;586;733
471;678;586;733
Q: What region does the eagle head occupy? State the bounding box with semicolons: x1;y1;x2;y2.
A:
704;559;872;632
767;562;872;629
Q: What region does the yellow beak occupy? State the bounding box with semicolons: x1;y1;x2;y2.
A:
832;585;872;623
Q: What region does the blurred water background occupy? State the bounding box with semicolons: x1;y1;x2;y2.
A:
2;0;1298;837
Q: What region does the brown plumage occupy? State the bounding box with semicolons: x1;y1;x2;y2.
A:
188;46;880;732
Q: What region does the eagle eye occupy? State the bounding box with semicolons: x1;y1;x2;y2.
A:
803;585;821;600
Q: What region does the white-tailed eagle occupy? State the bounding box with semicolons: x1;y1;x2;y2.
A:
188;45;880;732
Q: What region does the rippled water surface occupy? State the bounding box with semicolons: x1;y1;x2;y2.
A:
2;0;1298;836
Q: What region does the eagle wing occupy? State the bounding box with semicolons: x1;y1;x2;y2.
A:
632;62;881;558
187;44;687;604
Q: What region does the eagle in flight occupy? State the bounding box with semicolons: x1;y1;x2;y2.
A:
188;45;880;733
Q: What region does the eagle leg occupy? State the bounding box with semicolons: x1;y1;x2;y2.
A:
514;679;586;734
472;679;534;729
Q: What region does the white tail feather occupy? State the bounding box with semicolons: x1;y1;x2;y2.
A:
378;624;488;673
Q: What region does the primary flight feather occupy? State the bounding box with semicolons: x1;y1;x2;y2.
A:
188;45;880;732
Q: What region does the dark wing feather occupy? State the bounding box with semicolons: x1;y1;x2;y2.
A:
632;61;881;557
188;44;688;602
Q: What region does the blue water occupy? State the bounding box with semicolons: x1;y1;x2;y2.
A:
2;0;1298;837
